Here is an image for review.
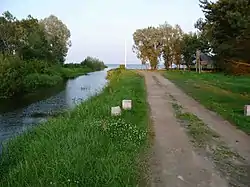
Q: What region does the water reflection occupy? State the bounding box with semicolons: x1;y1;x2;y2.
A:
0;69;108;151
65;70;108;107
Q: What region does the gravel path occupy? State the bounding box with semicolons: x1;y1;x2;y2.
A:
142;71;228;187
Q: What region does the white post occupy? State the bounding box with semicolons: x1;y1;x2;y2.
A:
244;105;250;116
124;40;127;68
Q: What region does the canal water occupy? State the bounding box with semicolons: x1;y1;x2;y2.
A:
0;69;109;152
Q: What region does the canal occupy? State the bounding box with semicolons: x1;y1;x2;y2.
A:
0;69;108;152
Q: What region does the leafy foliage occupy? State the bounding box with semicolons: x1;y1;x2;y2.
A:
181;32;210;69
133;0;250;73
23;73;63;91
0;11;106;98
80;56;107;71
119;64;126;70
159;23;178;69
132;23;203;70
0;55;23;98
40;15;71;63
196;0;250;69
0;11;70;63
133;26;162;69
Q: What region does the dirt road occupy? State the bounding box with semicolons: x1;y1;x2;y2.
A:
141;71;250;187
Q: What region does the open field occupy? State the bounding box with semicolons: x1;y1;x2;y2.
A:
163;71;250;134
0;70;149;187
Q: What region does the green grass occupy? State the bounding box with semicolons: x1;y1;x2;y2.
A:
0;70;149;187
163;71;250;134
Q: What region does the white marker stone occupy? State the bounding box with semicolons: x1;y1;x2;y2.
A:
244;105;250;116
111;106;121;116
122;100;132;110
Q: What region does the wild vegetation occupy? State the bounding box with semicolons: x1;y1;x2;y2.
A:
133;0;250;74
0;70;149;186
0;11;106;98
61;57;107;79
196;0;250;71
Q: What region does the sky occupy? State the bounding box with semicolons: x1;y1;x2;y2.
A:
1;0;205;64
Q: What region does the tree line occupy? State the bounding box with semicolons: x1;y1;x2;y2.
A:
0;11;70;63
0;11;106;98
133;0;250;73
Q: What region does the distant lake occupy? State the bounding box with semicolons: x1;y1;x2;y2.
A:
106;64;190;70
106;64;165;69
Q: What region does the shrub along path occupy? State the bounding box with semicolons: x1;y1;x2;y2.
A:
141;71;250;187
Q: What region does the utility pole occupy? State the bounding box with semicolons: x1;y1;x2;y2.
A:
196;49;201;73
124;40;127;69
199;51;201;74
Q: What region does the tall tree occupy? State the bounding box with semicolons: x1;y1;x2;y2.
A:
171;24;183;69
17;15;51;61
0;12;52;61
159;23;183;69
197;0;250;64
159;22;173;69
133;27;162;69
40;15;71;63
0;11;18;57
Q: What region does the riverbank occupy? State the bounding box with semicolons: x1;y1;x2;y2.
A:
0;55;106;99
23;66;97;93
0;69;149;186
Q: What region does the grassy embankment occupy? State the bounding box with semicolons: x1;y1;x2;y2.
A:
163;71;250;134
0;69;149;186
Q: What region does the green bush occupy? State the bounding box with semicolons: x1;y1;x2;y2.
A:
0;55;23;98
106;68;123;80
0;54;106;98
0;55;60;97
81;56;107;71
21;60;50;75
42;64;62;76
119;64;126;69
23;73;63;92
59;67;92;79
